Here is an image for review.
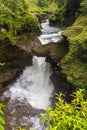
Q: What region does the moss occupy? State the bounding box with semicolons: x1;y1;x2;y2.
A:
61;16;87;90
62;26;83;37
74;16;87;26
49;14;57;22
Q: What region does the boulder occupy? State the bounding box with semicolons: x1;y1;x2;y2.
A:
17;34;41;53
32;37;69;63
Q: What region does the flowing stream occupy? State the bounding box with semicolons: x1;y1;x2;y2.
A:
1;20;62;130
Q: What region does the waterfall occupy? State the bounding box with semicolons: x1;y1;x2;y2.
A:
5;56;53;110
1;19;62;130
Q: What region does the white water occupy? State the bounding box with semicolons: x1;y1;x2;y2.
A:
4;56;53;109
1;19;62;129
38;19;62;44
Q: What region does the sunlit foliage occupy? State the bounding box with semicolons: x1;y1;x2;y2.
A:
41;89;87;130
0;0;40;44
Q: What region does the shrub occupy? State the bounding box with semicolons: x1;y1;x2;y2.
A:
40;89;87;130
0;0;40;44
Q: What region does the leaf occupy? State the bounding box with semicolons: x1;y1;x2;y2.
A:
0;116;5;125
0;124;4;130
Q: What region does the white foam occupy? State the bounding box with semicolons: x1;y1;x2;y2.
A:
38;31;62;44
4;56;54;109
30;116;46;130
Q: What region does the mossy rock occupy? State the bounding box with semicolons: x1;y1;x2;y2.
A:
32;37;68;63
49;14;58;25
61;16;87;90
62;25;83;37
74;16;87;26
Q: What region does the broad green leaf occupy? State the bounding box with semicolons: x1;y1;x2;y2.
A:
0;117;5;125
0;124;4;130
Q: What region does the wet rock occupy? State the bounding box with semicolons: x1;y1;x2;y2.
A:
32;44;50;57
17;34;41;53
32;37;69;63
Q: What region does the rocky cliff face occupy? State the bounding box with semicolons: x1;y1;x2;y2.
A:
49;0;87;92
60;16;87;90
0;34;41;92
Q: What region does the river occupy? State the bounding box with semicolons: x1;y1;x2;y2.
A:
0;20;63;130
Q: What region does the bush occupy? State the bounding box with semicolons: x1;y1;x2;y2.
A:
40;89;87;130
38;0;48;7
0;0;40;44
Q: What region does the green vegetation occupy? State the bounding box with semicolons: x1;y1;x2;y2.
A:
61;16;87;90
37;0;57;10
0;0;40;44
40;1;87;129
50;0;82;25
0;0;59;45
41;89;87;130
0;0;87;129
0;103;6;130
77;0;87;16
42;0;87;92
16;127;26;130
60;0;87;91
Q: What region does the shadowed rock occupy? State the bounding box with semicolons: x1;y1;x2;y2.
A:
0;34;41;87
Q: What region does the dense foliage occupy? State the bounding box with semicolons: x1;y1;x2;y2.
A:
0;0;40;44
50;0;82;25
60;0;87;91
41;89;87;130
77;0;87;15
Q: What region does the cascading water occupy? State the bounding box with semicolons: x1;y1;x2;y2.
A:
39;19;62;44
1;19;62;130
6;56;53;110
